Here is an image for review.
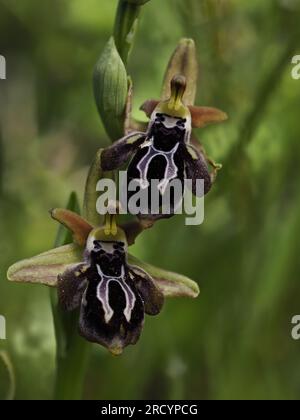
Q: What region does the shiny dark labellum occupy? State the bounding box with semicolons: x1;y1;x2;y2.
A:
101;113;211;220
58;233;164;354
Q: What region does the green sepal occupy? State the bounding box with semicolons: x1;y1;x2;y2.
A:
128;255;200;298
162;38;198;106
7;244;83;287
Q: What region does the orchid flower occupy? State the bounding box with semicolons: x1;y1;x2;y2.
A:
7;209;199;355
99;42;227;221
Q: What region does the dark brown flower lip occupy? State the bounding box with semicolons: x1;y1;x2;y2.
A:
57;229;165;354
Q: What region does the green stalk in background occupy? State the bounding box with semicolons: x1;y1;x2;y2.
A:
0;351;15;400
114;0;151;64
50;192;90;400
0;125;4;197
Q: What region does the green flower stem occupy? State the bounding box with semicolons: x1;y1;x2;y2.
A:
51;294;90;400
83;148;105;226
50;192;90;400
0;351;16;400
0;125;4;197
113;0;144;64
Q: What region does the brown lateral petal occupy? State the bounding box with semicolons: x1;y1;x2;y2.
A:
140;99;159;118
121;219;144;246
50;209;93;246
189;106;228;128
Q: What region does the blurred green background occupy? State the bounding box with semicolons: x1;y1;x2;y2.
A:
1;0;300;400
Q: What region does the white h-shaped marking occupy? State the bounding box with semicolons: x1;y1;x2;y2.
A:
137;138;179;194
96;265;136;324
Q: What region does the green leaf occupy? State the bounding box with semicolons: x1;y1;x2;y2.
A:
128;255;200;298
93;37;128;141
7;244;83;287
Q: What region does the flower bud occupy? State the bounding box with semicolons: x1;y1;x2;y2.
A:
93;37;128;141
